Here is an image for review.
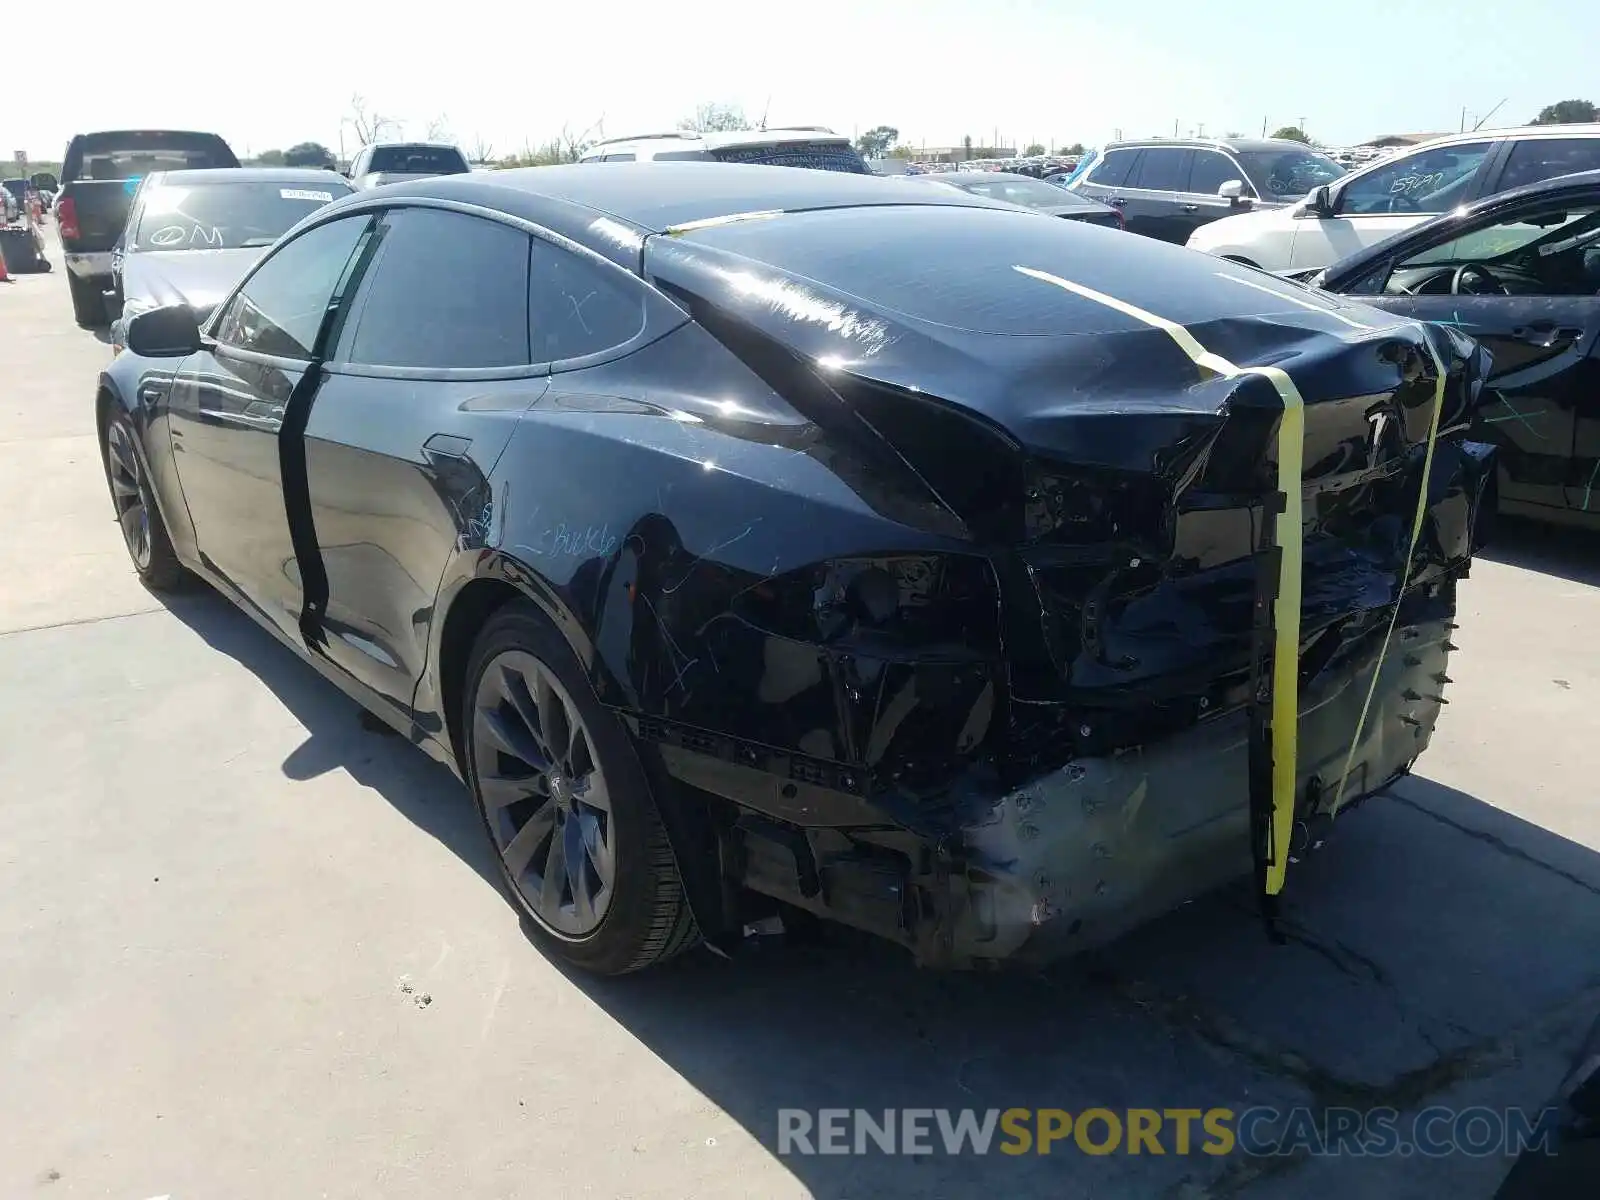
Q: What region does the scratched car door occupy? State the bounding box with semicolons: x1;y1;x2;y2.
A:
302;206;547;718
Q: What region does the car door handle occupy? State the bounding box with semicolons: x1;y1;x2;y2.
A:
1511;322;1583;348
1180;203;1200;212
1107;197;1127;207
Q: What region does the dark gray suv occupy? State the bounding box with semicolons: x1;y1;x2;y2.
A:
1072;137;1347;243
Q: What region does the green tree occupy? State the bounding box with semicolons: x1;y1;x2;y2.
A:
888;144;919;159
961;134;974;160
678;102;751;133
1531;99;1599;125
283;142;336;169
1023;142;1046;156
1062;142;1086;156
254;149;287;166
1271;125;1311;144
856;125;900;158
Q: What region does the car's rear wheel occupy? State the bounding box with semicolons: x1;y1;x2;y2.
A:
463;601;698;975
101;413;185;591
68;273;106;326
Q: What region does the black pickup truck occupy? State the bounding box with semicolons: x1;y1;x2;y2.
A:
56;130;239;325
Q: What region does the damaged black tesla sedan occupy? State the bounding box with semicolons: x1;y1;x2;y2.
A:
97;163;1495;975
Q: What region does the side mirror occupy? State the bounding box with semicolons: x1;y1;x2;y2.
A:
126;304;203;358
1218;179;1253;207
1305;185;1335;218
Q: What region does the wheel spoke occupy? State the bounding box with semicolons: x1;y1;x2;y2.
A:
107;431;137;479
539;828;567;914
479;705;549;770
479;770;546;810
578;810;612;886
500;664;552;758
565;817;595;925
502;801;556;877
118;503;145;547
530;665;571;769
572;770;610;814
110;475;140;506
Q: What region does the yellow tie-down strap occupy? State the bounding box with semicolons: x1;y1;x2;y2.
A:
1014;267;1446;897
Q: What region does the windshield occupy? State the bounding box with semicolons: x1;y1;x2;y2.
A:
940;175;1088;208
131;181;350;252
708;141;871;174
367;146;469;175
1235;149;1346;199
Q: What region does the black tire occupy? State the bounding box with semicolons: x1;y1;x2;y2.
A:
69;272;107;326
100;411;186;591
462;600;699;975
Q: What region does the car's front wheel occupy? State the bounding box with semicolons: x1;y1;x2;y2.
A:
101;412;186;591
462;600;699;975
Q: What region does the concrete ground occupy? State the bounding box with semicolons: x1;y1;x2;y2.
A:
2;230;1598;1200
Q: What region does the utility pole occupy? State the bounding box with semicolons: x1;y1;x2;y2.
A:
1460;105;1467;133
1262;116;1269;137
1174;117;1180;137
1196;121;1206;138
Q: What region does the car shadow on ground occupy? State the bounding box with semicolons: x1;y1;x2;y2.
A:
160;583;1600;1200
1479;515;1600;587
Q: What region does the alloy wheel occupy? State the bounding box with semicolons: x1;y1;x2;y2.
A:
471;650;616;937
105;422;151;570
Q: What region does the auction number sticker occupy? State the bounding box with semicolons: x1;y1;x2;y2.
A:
281;189;335;202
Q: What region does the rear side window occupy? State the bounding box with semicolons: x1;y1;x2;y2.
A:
1498;138;1600;193
1132;148;1193;191
1086;149;1139;188
708;141;870;173
341;208;530;369
215;214;371;360
528;237;645;363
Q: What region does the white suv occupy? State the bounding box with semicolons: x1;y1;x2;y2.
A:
579;128;870;173
1186;125;1600;272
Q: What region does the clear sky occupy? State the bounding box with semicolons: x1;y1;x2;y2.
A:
8;0;1596;162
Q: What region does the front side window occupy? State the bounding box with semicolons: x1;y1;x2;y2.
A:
340;208;531;370
213;214;371;359
131;181;350;252
1385;201;1600;296
1188;150;1247;196
1337;142;1492;215
1233;148;1345;200
528;236;645;363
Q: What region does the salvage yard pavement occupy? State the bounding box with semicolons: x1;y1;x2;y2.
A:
2;227;1599;1199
